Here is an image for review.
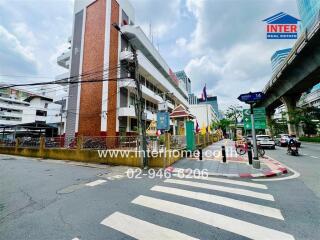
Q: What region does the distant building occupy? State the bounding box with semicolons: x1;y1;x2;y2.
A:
175;70;191;94
271;48;292;73
188;93;198;105
296;0;320;31
188;92;221;123
0;85;65;140
189;104;218;130
198;96;220;119
298;88;320;108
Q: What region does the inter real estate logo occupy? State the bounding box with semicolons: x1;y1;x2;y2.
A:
263;12;300;39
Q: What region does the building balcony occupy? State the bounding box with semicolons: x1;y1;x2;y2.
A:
141;85;163;103
118;106;156;121
57;50;71;69
119;78;164;104
118;106;136;117
120;49;134;62
118;78;136;89
167;101;174;110
0;111;23;118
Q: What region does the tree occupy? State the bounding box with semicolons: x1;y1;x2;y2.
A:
211;119;231;133
269;118;288;135
287;106;320;136
225;105;243;140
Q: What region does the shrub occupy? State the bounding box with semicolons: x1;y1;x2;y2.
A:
299;136;320;143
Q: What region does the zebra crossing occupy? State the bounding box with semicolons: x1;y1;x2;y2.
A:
100;176;295;240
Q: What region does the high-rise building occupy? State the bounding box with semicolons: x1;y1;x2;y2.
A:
271;48;292;73
296;0;320;93
188;93;198;105
296;0;320;30
62;0;189;138
175;70;192;94
198;96;220;119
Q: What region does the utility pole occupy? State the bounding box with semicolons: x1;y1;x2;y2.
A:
131;48;148;168
112;23;148;168
59;97;65;138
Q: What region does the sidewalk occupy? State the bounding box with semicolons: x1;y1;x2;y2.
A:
169;140;288;178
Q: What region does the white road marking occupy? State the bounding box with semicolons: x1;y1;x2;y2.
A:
113;174;124;178
253;155;301;182
72;238;80;240
310;156;318;159
100;212;198;240
151;186;284;220
85;179;107;187
132;196;295;240
164;179;274;201
201;176;268;189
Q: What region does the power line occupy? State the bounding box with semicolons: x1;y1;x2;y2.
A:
0;59;132;90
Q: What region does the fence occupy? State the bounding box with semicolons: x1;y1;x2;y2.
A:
1;133;222;151
0;133;223;167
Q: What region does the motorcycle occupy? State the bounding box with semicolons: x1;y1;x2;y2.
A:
287;142;299;156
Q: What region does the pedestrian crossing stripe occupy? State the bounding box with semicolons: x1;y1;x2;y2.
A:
132;195;295;240
202;176;268;189
101;212;199;240
164;179;275;201
151;185;284;220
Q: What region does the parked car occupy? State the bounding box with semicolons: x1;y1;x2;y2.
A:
275;134;301;147
256;135;276;149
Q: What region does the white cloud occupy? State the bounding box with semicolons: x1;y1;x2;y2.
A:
130;0;182;38
181;0;299;110
185;41;287;109
0;25;38;76
12;22;38;46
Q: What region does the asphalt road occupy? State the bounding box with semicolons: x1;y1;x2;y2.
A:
265;142;320;197
0;147;319;240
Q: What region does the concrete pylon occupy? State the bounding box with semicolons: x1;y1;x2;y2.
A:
266;108;275;136
280;95;299;136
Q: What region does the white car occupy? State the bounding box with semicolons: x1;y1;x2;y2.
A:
256;135;276;149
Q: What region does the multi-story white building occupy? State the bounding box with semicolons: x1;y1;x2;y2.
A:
298;88;320;108
0;85;65;139
189;104;218;131
62;0;189;138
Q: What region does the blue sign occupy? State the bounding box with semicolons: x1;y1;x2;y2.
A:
263;12;300;39
238;92;265;103
157;112;170;130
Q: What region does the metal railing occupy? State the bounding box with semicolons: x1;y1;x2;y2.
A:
1;133;221;151
19;137;40;148
0;140;15;147
45;137;65;148
81;136;140;150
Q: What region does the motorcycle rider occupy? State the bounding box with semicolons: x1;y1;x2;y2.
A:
287;135;296;152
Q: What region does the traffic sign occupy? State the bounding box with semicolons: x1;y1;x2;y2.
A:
238;92;265;104
243;107;266;130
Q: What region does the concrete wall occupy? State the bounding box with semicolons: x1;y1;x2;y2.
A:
0;146;182;168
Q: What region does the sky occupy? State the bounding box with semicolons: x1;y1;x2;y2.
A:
0;0;300;110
